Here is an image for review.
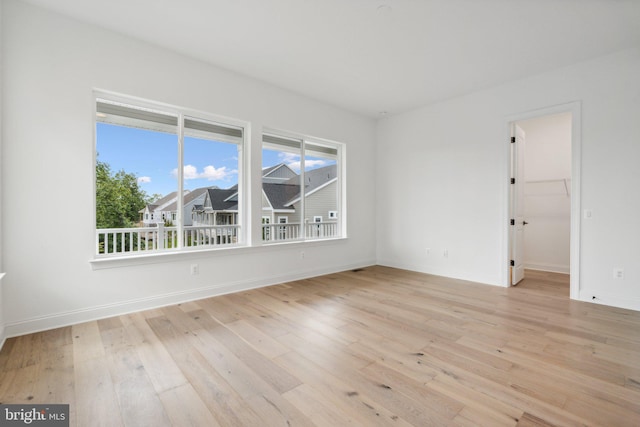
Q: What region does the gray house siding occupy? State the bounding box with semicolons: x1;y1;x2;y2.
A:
292;180;338;223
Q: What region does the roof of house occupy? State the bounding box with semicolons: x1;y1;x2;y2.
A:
184;163;338;213
262;183;301;210
287;164;336;189
204;188;238;211
139;190;182;213
284;164;337;205
262;163;298;184
162;187;213;212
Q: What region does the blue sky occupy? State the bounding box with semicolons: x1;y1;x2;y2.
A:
97;123;334;198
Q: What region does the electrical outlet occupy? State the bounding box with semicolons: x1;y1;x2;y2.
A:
190;264;199;276
300;251;305;259
613;268;624;279
425;248;431;256
443;249;449;258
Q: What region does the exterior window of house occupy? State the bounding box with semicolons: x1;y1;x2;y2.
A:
262;216;271;241
95;94;245;256
262;131;343;242
328;211;337;219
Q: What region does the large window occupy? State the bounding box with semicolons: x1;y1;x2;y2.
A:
261;132;343;243
95;95;245;256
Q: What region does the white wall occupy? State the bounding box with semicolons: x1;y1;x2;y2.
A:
0;0;5;345
518;113;572;273
377;47;640;311
1;0;377;336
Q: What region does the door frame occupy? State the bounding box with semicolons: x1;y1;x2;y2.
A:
502;101;582;299
511;124;526;285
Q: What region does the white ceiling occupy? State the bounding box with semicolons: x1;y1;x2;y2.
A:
21;0;640;118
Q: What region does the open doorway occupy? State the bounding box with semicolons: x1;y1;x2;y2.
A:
512;113;572;294
505;102;581;299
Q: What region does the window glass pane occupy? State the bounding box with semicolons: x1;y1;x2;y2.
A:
96;119;178;254
262;135;303;242
184;118;241;247
95;98;245;256
303;142;338;240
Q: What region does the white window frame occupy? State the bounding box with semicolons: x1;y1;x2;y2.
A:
313;216;322;223
93;91;248;258
262;128;345;243
328;211;337;219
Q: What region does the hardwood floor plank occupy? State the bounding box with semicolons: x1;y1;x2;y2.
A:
158;383;221;427
123;313;189;394
101;327;171;427
72;321;106;363
0;365;39;403
187;309;302;394
170;344;264;426
0;266;638;426
360;362;463;422
426;376;522;426
283;383;358;427
224;319;289;359
274;350;413;426
74;356;124;427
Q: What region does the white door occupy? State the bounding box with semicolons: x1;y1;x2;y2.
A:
511;125;526;285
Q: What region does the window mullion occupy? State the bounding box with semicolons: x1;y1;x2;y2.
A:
177;113;185;249
300;140;305;240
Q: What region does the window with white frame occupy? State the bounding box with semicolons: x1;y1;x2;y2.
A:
95;95;245;256
262;131;343;242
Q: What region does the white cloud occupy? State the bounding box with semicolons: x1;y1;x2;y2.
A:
201;165;230;181
137;176;151;184
171;164;237;181
278;152;326;171
183;165;199;180
305;159;327;168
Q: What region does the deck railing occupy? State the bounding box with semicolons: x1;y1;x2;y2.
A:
97;221;337;255
262;221;338;242
96;224;239;256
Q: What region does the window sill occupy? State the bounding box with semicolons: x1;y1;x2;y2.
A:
89;237;347;270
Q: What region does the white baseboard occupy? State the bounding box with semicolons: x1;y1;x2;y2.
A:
0;325;5;353
578;289;640;312
524;262;570;274
0;273;5;350
3;259;375;339
376;258;504;288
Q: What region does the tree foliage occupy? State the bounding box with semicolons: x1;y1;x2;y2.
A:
96;159;149;228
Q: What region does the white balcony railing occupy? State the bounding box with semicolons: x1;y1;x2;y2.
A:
262;221;338;242
96;224;239;256
305;222;339;239
97;221;337;255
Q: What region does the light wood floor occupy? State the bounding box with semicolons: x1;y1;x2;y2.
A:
1;266;639;426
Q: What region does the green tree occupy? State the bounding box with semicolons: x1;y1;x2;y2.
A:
96;159;149;229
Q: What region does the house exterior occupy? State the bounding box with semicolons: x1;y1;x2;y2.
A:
191;187;239;227
284;164;339;224
139;188;213;227
192;163;338;240
139;191;182;226
262;163;298;184
162;187;212;226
